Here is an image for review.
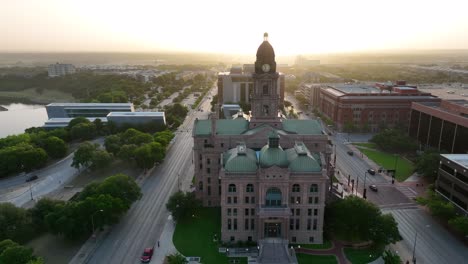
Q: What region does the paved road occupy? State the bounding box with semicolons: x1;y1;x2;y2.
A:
384;208;468;264
0;138;104;207
86;90;214;264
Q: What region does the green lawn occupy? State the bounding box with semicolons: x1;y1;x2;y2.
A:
353;142;377;149
173;207;232;264
357;147;414;181
296;253;338;264
344;247;383;264
291;239;333;250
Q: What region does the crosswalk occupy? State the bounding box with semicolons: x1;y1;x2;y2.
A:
396;185;418;199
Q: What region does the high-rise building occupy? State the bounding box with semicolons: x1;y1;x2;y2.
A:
48;63;76;77
193;33;331;247
437;154;468;214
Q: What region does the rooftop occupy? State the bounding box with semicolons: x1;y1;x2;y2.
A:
194;119;324;136
107;111;164;117
47;103;132;107
333;84;381;94
441;154;468;169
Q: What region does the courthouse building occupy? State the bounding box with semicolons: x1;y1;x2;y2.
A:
193;33;331;245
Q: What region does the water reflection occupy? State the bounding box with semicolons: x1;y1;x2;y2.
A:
0;103;48;137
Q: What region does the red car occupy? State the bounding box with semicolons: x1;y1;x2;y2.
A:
140;247;154;263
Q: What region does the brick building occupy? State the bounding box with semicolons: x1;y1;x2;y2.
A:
192;33;330;245
318;84;440;132
408;99;468;153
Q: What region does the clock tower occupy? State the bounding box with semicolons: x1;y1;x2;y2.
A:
250;33;282;128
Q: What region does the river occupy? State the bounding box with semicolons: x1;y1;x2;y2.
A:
0;103;48;138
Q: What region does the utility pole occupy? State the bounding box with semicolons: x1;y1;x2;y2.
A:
29;183;33;201
412;231;418;264
363;172;368;199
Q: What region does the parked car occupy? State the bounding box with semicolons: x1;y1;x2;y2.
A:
369;185;378;192
367;169;376;175
140;247;154;263
347;151;354;156
25;175;38;182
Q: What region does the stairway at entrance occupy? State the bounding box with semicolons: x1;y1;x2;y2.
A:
257;238;298;264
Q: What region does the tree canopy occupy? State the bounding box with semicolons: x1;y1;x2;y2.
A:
370;129;417;153
166;191;202;222
327;196;401;246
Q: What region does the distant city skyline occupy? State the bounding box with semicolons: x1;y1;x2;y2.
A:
1;0;468;55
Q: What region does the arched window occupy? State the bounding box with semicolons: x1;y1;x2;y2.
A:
246;184;254;193
265;187;282;207
198;181;203;191
292;184;300;192
228;184;237;193
310;184;318;193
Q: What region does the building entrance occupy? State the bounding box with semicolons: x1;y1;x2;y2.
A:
264;222;281;238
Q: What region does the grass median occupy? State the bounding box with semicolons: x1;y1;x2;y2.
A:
356;146;414;181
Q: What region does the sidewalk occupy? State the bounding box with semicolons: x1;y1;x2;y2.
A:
150;215;177;264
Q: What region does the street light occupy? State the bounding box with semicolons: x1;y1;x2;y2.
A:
412;225;430;264
363;171;369;199
91;209;104;238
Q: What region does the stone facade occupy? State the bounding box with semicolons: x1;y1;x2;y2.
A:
192;34;330;244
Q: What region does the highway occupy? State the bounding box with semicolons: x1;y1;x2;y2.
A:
86;89;214;264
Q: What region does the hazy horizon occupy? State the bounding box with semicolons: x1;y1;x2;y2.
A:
2;0;468;55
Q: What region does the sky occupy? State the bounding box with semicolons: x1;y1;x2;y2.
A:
1;0;468;55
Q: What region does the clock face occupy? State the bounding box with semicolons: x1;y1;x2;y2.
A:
262;64;270;72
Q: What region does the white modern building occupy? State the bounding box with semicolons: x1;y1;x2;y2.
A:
48;63;76;77
44;103;165;128
107;112;166;126
46;103;134;118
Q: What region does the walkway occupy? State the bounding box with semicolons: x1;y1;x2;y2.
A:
150;215;177;264
295;240;350;264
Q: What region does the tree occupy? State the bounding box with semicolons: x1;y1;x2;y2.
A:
166;253;188;264
327;196;401;246
80;174;142;209
93;118;105;134
104;134;122;155
0;204;35;243
448;216;468;236
416;149;440;181
134;144;156;169
0;245;34;264
166;191;202;222
90;150;112;170
370;129;417;153
70;122;96;140
43;136;68;158
71;142;98;169
154;130;174;148
382;250;402;264
67;117;90;129
0;240;18;255
29;198;65;232
117;144;137;162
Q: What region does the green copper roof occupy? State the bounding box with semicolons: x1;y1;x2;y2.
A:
224;144;258;173
194;120;212;136
194;119;323;136
259;145;289;168
216;119;249;135
194;119;249;136
282;120;323;135
285;142;322;172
